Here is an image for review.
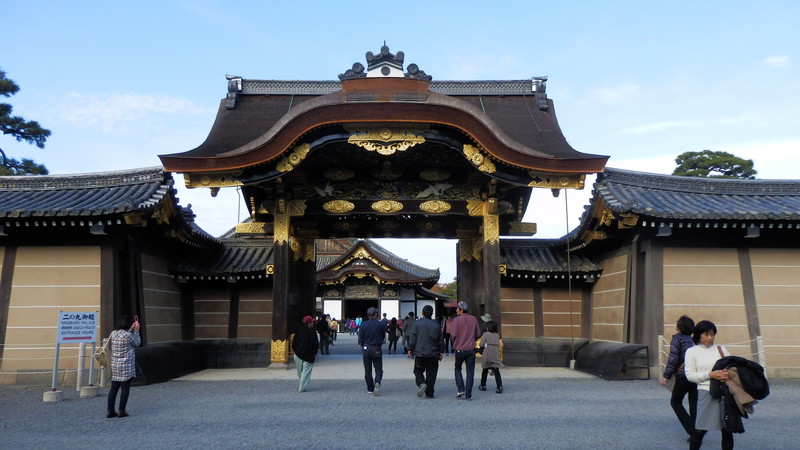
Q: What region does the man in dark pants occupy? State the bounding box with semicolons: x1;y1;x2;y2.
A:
316;314;331;355
358;307;386;395
291;315;319;392
450;301;481;401
407;305;444;398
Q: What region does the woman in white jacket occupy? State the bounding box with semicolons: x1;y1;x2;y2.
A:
684;320;732;450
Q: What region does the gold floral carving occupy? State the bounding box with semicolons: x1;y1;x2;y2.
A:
323;200;355;213
371;200;403;213
265;264;274;275
271;339;288;363
598;206;615;227
527;171;585;189
463;144;496;173
346;126;426;155
419;200;451;214
236;222;268;235
276;143;310;172
184;171;243;188
499;264;507;275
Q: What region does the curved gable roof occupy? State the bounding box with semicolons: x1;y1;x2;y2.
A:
317;238;440;285
160;77;608;175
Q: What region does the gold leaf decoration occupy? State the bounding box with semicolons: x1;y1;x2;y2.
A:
323;200;355;213
346;126;426;155
463;144;496;173
276;143;310;172
271;340;288;363
419;200;451;214
371;200;404;213
236;222;268;234
527;171;586;189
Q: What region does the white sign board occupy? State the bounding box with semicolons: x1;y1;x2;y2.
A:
57;311;99;344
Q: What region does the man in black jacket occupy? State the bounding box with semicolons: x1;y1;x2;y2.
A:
407;305;444;399
358;307;386;395
316;314;331;355
292;316;319;392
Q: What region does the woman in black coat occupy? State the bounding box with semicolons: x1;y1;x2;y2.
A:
660;315;698;438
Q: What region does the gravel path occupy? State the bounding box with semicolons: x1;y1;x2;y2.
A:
1;372;797;449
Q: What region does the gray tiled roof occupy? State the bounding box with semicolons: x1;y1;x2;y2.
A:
596;168;800;221
239;79;535;96
172;238;273;278
500;239;602;274
0;167;171;218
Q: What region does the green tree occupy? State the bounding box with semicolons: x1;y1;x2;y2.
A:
1;69;50;175
434;279;457;299
672;150;756;179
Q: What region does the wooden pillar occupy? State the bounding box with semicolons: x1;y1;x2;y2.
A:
481;242;500;321
289;237;316;330
0;246;17;361
457;237;482;315
482;201;501;326
271;212;291;363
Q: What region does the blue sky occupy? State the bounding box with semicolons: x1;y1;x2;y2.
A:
3;1;799;282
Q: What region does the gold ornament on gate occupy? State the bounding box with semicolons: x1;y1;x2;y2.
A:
419;200;451;214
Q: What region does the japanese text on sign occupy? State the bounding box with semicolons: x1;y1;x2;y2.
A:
57;312;99;343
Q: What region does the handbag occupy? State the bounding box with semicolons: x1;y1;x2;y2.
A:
665;363;684;392
94;332;112;368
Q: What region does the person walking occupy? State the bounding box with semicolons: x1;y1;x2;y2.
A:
659;315;697;439
478;320;505;394
106;315;141;418
387;317;400;354
358;307;386;395
402;311;415;354
329;317;339;342
684;320;732;450
407;305;444;399
450;301;481;401
316;314;331;355
349;318;357;336
442;314;453;355
292;315;319;393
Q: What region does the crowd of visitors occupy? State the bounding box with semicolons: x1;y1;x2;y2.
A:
287;303;505;402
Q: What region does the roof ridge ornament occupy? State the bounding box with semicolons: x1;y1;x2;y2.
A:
532;76;548;111
338;44;432;81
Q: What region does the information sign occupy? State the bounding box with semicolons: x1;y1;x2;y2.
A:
57;312;99;344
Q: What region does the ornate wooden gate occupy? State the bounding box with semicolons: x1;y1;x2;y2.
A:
160;45;607;362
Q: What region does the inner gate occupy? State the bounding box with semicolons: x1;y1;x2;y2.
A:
159;45;607;363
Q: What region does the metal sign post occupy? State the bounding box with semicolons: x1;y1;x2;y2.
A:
44;311;100;402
